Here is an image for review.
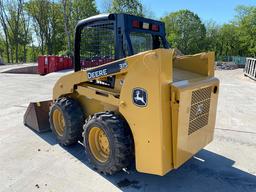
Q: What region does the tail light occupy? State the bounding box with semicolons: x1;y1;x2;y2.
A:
132;20;140;28
152;24;159;31
132;20;160;32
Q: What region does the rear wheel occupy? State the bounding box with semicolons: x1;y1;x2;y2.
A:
49;97;84;146
83;112;134;175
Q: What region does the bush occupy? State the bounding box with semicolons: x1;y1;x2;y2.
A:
58;50;73;57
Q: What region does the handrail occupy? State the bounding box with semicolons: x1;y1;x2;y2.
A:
244;58;256;81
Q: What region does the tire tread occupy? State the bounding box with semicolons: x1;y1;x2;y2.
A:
83;111;134;175
49;97;84;146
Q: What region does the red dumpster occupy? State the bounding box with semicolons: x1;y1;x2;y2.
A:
48;56;59;73
63;57;71;69
37;56;49;75
58;56;64;71
66;57;73;69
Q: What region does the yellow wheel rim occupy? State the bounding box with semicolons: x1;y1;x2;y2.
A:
88;127;110;163
52;108;65;136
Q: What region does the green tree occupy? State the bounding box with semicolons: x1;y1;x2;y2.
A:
0;0;10;63
205;21;220;54
26;0;51;54
0;0;99;62
19;8;31;63
0;0;25;63
235;5;256;57
109;0;143;16
7;0;23;63
218;23;241;57
26;0;65;55
162;10;206;54
72;0;98;22
62;0;72;53
0;35;5;63
61;0;98;55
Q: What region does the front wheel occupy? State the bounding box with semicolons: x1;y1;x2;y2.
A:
83;112;134;175
49;97;84;146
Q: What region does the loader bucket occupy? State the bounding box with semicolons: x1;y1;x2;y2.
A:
23;100;52;133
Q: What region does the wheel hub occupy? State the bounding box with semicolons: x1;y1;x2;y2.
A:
88;127;110;163
52;108;65;136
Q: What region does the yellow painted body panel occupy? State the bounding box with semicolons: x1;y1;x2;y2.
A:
52;48;219;176
119;49;174;175
53;71;88;100
174;52;215;76
171;77;219;168
76;86;119;106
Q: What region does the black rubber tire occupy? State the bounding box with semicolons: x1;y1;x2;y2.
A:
83;112;134;175
49;97;84;146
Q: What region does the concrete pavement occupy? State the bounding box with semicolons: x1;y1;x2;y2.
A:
0;68;255;192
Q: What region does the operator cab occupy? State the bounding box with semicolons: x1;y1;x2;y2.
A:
74;13;169;71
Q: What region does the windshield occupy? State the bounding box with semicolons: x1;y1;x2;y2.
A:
129;32;164;54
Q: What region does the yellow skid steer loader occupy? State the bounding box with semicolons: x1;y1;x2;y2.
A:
24;13;219;176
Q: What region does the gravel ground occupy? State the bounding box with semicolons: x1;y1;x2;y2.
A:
0;68;255;192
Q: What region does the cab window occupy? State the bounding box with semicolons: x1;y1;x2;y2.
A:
129;32;164;54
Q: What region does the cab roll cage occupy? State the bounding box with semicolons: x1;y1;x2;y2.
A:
74;13;169;72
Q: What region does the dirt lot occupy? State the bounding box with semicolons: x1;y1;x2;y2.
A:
0;68;255;192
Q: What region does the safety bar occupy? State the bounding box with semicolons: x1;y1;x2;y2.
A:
244;58;256;80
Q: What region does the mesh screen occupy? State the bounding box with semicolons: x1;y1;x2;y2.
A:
80;22;115;69
188;86;212;135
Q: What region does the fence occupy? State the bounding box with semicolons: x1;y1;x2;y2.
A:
216;56;247;66
244;58;256;80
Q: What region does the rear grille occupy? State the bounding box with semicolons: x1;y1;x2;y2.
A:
188;86;212;135
191;86;212;104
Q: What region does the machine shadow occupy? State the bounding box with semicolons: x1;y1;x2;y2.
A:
36;132;256;192
64;143;256;192
30;130;58;145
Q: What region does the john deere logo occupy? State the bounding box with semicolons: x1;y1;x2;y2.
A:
132;88;147;107
196;103;204;116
